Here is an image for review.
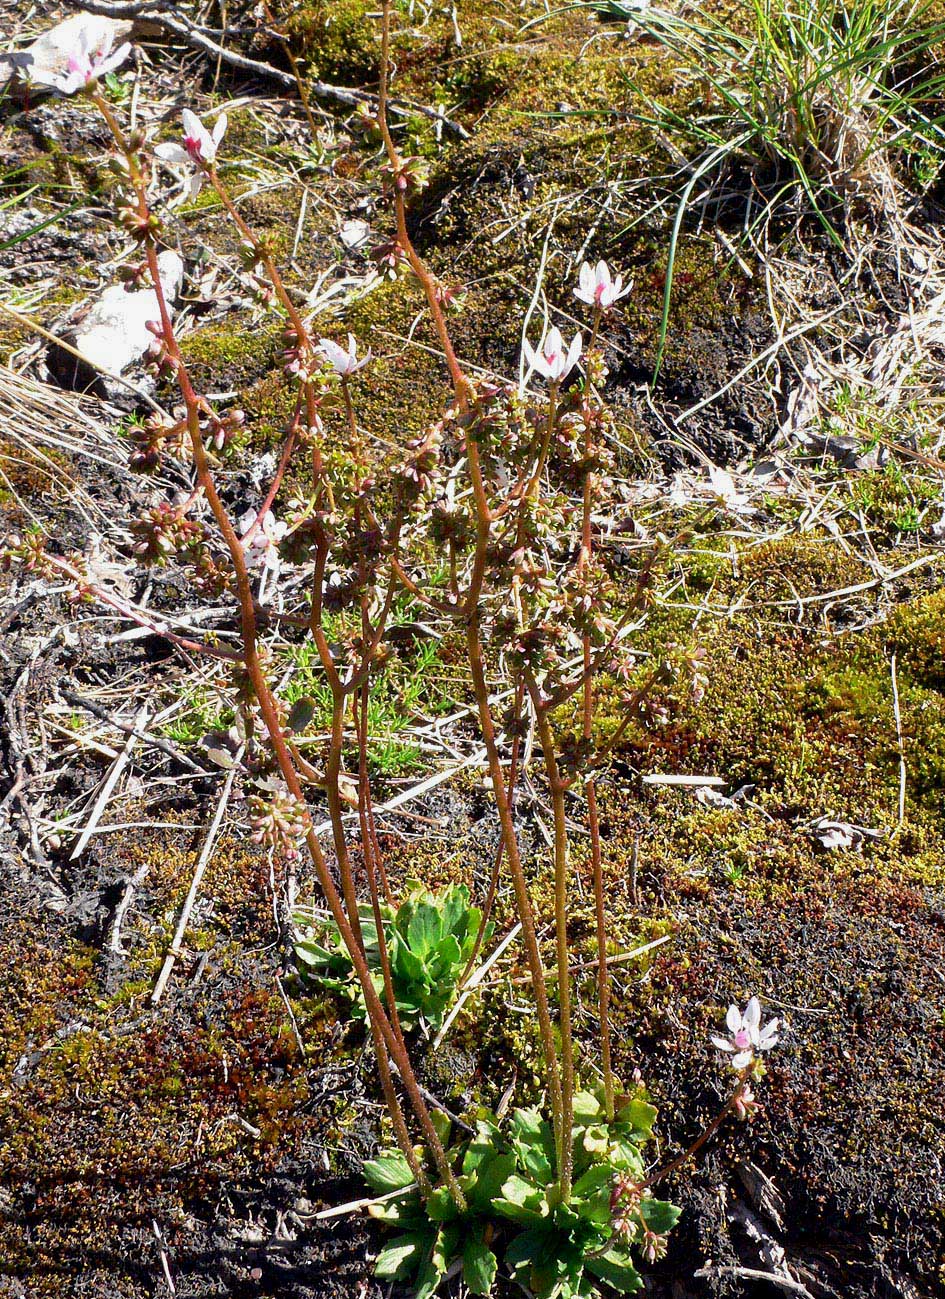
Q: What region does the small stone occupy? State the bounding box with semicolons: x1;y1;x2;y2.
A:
48;251;184;395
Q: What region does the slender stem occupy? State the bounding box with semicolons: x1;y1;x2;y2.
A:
465;620;564;1161
526;680;575;1203
524;380;559;506
93;94;465;1210
640;1083;748;1191
587;784;614;1118
579;310;615;1120
356;684;406;1043
458;676;525;988
377;0;566;1177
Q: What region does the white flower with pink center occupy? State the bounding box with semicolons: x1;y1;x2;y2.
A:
711;996;779;1070
27;18;132;95
155;110;228;200
574;260;630;310
522;326;583;382
317;333;371;376
239;509;288;574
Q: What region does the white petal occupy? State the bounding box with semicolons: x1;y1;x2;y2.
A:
318;338;349;371
98;42;131;78
731;1050;753;1070
212;112;229;146
744;997;762;1033
725;1003;742;1033
758;1020;780;1049
184;110;213;158
565;331;583;374
154;143;192;165
710;1035;734;1052
522;337;538;371
544;326;564;362
59;72;87;95
576;262;594;300
596;259;610;289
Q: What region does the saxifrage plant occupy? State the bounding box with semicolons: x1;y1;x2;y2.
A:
294;881;492;1030
5;7;787;1295
366;1083;680;1299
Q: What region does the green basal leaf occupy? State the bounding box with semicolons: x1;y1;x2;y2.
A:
494;1174;550;1225
510;1108;555;1181
441;884;469;937
363;1150;415;1194
367;1192;424;1226
462;1119;503;1175
407;900;444;957
393;942;427;984
429;1107;452;1148
571;1091;604;1124
374;1232;429;1280
571;1163;616;1226
625;1098;658;1138
504;1223;550;1273
462;1234;498;1296
586;1247;644;1294
581;1123;610;1157
507;1225;585;1299
429;932;462;972
466;1151;516;1209
607;1137;646;1176
641;1197;681;1235
414;1224;458;1299
293;938;342;968
425;1184;463;1223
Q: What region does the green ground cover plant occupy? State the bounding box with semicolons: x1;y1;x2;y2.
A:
294;881;491;1030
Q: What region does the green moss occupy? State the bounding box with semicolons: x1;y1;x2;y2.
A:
177;317;282;392
281;0;379;86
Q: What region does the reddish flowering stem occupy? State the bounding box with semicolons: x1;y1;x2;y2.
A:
579;309;615;1120
240;397;305;545
92;94;462;1208
42;551;241;662
641;1081;749;1192
378;0;566;1189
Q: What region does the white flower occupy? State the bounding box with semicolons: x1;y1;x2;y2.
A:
317;333;371;376
711;997;779;1071
154;110;227;200
27;18;131;95
239;509;288;574
574;260;630;311
707;464;749;512
522;326;583;382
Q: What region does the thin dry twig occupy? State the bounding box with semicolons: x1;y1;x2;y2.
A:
69;704;149;860
151;752;242;1003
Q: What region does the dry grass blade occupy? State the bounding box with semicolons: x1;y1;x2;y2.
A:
151;751;244;1004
